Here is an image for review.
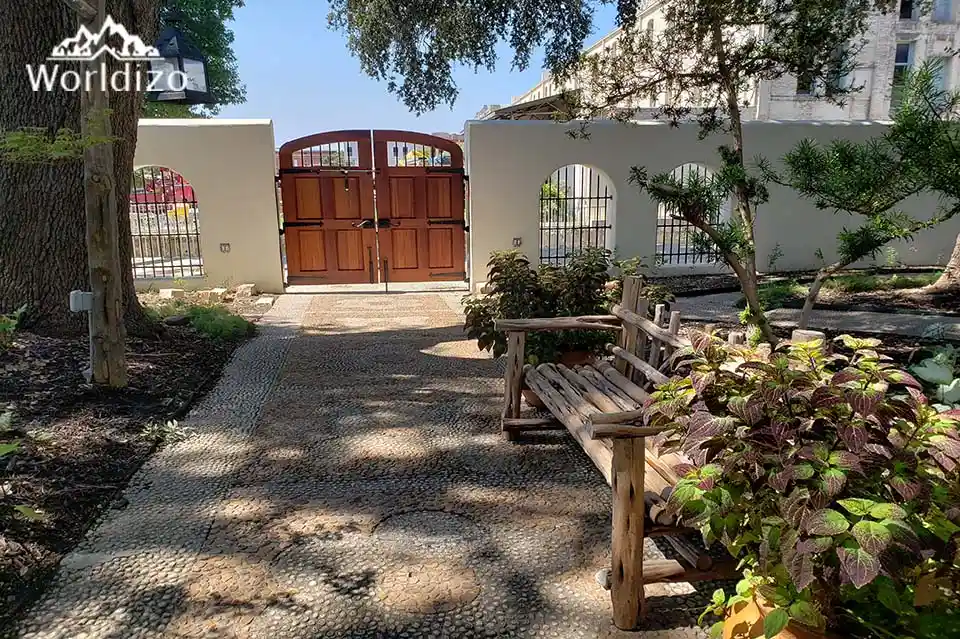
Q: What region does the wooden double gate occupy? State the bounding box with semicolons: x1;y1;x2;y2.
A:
278;130;467;285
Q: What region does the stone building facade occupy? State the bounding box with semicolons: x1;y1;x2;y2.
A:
503;0;959;121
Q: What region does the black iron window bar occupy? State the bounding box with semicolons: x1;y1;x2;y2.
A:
539;164;613;267
655;164;723;265
130;166;204;279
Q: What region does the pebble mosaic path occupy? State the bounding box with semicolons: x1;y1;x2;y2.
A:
14;293;719;639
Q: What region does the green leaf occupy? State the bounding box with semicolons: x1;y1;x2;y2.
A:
838;498;877;516
869;502;906;520
788;601;824;629
793;463;815;480
13;505;44;521
851;520;893;555
763;608;790;638
712;588;727;608
709;621;725;639
805;509;849;536
876;577;902;614
0;441;20;457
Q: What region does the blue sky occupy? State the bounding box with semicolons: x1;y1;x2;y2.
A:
216;1;618;142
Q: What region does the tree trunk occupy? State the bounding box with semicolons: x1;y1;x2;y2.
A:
0;0;158;337
930;231;960;292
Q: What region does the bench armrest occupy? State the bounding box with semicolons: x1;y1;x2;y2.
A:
494;315;621;332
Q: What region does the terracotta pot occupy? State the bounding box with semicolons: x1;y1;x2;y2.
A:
724;597;827;639
522;389;546;409
558;350;594;367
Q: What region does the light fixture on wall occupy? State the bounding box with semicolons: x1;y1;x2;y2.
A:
147;9;213;105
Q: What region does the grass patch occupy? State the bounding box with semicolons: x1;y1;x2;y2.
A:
738;271;942;310
822;272;940;293
145;300;255;341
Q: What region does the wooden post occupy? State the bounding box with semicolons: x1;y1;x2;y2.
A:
73;0;127;386
501;331;526;441
611;437;646;630
647;304;666;369
616;277;642;378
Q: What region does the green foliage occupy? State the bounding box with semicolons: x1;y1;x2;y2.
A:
0;411;45;523
911;345;960;409
741;273;942;310
0;304;27;348
184;305;254;341
142;0;247;117
463;249;665;364
645;332;960;637
775;59;960;321
0;109;116;163
141;419;193;444
147;300;254;341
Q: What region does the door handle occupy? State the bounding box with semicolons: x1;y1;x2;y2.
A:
351;219;374;228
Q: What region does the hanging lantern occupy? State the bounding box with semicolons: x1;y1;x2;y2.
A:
147;11;213;105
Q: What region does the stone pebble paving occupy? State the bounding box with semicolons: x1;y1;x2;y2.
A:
13;292;718;639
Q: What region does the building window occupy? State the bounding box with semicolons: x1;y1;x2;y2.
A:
796;73;814;95
934;0;953;22
900;0;916;19
933;57;951;93
892;42;914;112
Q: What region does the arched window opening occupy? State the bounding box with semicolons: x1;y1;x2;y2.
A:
656;163;731;266
539;164;615;267
130;166;203;279
385;140;452;167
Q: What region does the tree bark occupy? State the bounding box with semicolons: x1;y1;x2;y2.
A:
930;231;960;292
0;0;158;337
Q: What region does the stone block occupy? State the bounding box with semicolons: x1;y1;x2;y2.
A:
159;288;185;299
235;283;258;297
199;287;229;303
254;296;275;308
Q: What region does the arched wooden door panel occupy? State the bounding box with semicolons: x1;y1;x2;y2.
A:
278;130;466;285
373;131;466;283
278;131;377;284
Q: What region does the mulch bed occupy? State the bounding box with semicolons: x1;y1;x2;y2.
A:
774;287;960;317
0;326;245;629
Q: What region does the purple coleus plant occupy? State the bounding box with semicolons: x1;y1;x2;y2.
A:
644;332;960;636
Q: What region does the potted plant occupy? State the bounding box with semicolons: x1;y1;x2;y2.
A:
464;248;634;406
642;331;960;639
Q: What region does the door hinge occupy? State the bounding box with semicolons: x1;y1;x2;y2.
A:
427;219;466;226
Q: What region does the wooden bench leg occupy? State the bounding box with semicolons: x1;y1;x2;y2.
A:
611;437;645;630
501;331;525;442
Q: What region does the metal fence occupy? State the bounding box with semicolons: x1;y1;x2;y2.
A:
130;166;204;279
539;164;613;266
656;163;724;265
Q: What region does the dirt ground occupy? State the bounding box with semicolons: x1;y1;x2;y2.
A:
0;315;247;628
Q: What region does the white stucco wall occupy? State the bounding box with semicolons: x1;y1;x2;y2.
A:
465;119;959;289
132;119;284;293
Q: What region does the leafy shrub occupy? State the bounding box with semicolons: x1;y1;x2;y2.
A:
463;249;673;364
185;305;255;341
644;332;960;638
145;300;254;341
0;304;27;348
464;249;612;363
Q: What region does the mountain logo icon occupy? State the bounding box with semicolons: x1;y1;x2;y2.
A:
48;15;161;61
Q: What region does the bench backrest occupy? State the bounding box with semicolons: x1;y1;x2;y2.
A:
612;276;686;385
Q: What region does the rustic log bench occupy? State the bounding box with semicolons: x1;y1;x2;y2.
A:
494;278;737;630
